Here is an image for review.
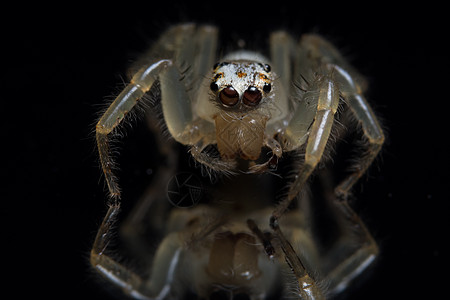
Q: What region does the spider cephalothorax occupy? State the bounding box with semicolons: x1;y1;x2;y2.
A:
208;59;277;161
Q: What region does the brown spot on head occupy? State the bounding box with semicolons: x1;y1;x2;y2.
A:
259;73;269;82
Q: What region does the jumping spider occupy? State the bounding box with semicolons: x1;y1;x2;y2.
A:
91;24;384;300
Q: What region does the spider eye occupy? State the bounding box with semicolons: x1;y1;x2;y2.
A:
264;64;271;72
210;81;219;91
242;86;262;106
219;86;239;106
263;83;271;93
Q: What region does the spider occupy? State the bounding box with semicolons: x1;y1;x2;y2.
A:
91;24;384;300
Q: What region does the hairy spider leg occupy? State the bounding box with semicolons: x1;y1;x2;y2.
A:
273;34;384;217
268;34;382;298
90;203;150;299
299;167;379;296
91;203;187;299
93;24;220;297
96;58;170;200
273;70;340;220
96;24;218;201
333;66;384;198
271;219;326;300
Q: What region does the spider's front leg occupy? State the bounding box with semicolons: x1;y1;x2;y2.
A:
96;59;171;200
273;71;340;221
96;24;217;201
296;34;384;200
93;24;219;297
267;69;338;299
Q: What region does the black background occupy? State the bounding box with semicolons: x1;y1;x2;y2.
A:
4;2;448;299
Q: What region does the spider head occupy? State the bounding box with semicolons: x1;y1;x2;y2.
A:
210;61;272;109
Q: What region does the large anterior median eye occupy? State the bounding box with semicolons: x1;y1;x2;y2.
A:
242;86;262;106
219;86;239;107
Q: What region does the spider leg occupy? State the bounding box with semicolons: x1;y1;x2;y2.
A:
90;203;185;299
269;72;339;299
96;24;218;200
315;170;379;295
96;58;171;200
93;24;220;298
270;218;326;300
277;34;381;295
292;34;384;199
273;72;340;220
90;204;150;299
270;30;294;92
333;67;385;198
322;199;379;295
